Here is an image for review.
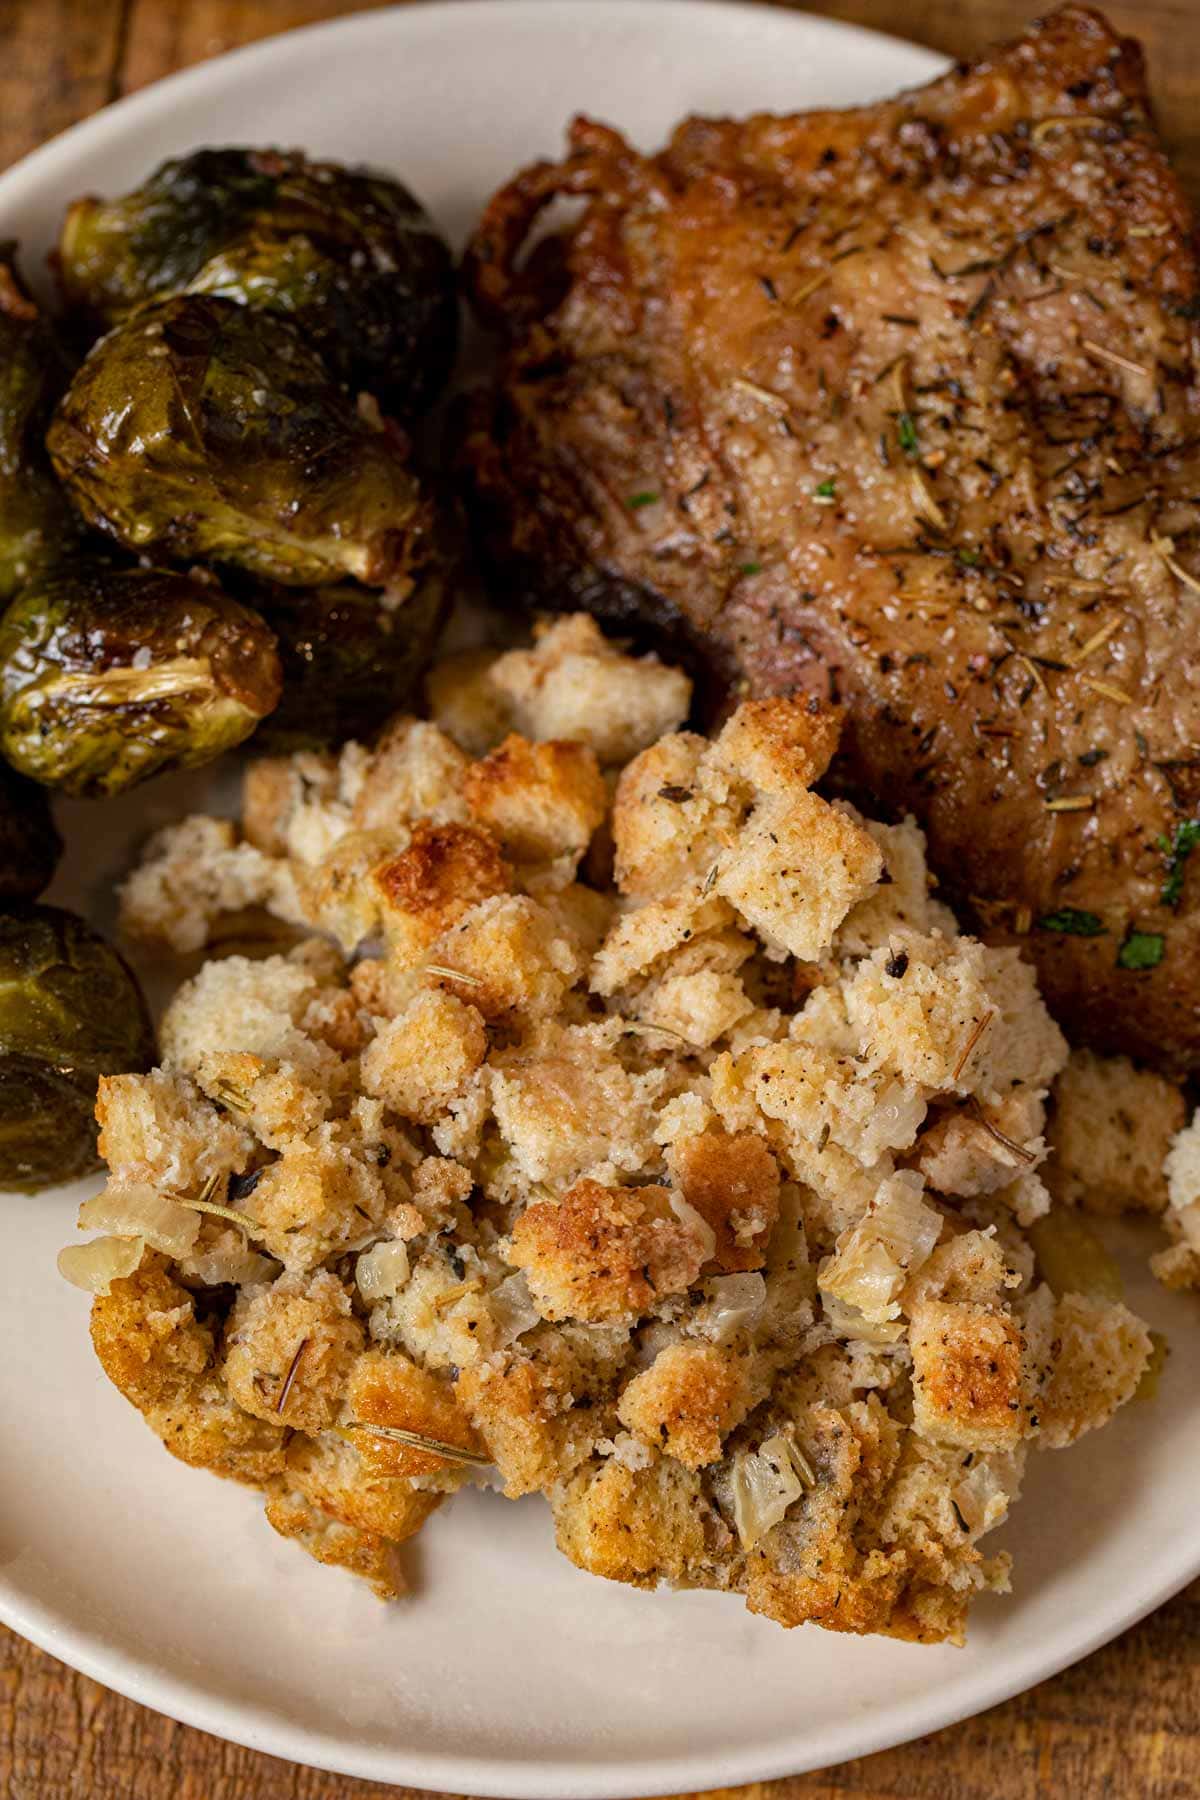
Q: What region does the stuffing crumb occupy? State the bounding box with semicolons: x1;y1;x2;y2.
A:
77;614;1165;1637
1154;1115;1200;1290
489;615;691;764
1044;1051;1184;1216
119;816;299;953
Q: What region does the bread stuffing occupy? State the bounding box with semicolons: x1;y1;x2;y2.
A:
64;616;1167;1641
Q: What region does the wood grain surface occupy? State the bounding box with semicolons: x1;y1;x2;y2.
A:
1;2;1198;1795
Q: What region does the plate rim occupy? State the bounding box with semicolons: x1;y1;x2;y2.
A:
2;2;1198;1792
4;1536;1196;1797
0;0;947;216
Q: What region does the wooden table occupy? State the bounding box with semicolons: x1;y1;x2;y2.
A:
2;1;1198;1794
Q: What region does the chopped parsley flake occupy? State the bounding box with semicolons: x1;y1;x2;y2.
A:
814;478;836;499
897;411;919;455
627;491;659;510
740;561;762;575
1037;908;1105;937
1117;930;1165;971
956;547;981;568
1158;819;1200;909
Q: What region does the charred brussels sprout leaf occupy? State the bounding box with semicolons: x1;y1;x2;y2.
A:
0;904;154;1192
253;570;447;752
58;147;457;415
0;562;282;797
47;294;431;588
0;760;61;898
0;245;84;602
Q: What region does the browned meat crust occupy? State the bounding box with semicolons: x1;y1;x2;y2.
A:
459;5;1200;1072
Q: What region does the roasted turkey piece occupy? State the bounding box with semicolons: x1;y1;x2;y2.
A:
460;4;1200;1072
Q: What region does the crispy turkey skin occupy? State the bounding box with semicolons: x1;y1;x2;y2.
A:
460;5;1200;1072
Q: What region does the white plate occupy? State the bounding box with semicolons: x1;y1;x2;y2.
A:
1;3;1198;1793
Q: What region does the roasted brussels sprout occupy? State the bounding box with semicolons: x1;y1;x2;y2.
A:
0;759;61;897
58;148;457;416
0;245;83;603
47;294;431;589
253;569;447;752
0;562;282;797
0;904;154;1192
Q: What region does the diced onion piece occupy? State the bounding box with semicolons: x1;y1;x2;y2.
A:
489;1271;540;1346
819;1172;941;1323
356;1239;411;1303
78;1182;201;1258
951;1450;1023;1536
820;1237;904;1322
697;1272;766;1342
1027;1210;1123;1302
871;1171;942;1267
872;1078;928;1155
669;1192;717;1262
58;1234;145;1295
731;1431;805;1551
184;1244;278;1287
821;1290;906;1346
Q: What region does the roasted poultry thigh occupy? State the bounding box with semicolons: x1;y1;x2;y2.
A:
461;4;1200;1071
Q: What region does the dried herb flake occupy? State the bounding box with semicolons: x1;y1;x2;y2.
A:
1117;930;1165;971
1159;819;1200;908
1037;908;1105;937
